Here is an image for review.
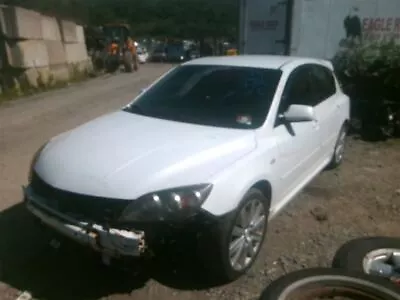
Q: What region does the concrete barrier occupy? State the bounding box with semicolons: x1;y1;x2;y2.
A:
76;25;85;43
45;41;67;65
50;64;71;82
5;40;49;68
0;6;91;88
23;66;51;87
24;64;70;87
65;42;88;63
0;6;42;39
60;20;77;43
68;59;93;76
41;16;62;41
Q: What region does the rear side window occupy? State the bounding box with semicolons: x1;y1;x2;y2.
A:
310;65;336;105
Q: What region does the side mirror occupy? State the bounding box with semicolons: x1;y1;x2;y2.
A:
282;104;316;122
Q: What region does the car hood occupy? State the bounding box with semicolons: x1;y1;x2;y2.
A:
34;111;256;199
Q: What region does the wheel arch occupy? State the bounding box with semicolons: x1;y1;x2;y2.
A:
202;150;276;217
202;176;274;217
251;180;272;207
343;119;350;129
233;179;273;213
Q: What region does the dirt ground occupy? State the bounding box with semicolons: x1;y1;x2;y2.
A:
0;63;399;300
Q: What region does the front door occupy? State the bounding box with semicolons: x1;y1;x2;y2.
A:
271;65;321;208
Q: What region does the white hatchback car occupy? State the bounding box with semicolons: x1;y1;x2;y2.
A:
24;55;349;281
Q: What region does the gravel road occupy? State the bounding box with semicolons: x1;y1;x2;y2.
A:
0;63;399;300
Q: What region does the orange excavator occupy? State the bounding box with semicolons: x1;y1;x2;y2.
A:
102;23;139;72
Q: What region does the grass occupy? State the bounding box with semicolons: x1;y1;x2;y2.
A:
0;63;98;106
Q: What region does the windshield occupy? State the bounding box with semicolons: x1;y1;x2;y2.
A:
123;65;282;129
103;26;127;41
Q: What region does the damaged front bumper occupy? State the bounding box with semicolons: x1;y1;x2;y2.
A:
23;186;145;258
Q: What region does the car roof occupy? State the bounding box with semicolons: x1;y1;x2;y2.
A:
183;55;332;70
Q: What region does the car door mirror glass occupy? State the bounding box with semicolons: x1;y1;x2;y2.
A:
283;104;316;122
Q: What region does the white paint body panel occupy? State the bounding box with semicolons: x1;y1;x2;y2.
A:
35;111;257;200
33;56;350;217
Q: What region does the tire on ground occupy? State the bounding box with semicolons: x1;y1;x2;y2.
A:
332;236;400;272
133;54;139;71
258;268;400;300
123;51;133;73
326;123;348;170
199;188;270;282
105;55;119;73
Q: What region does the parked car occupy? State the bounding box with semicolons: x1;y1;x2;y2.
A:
24;55;350;281
190;51;200;60
137;47;149;64
150;44;167;62
165;42;189;62
151;42;191;62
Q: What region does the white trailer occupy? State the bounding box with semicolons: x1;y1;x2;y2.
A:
239;0;400;59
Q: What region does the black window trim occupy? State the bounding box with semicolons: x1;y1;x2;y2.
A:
273;64;314;127
273;63;337;128
309;64;337;106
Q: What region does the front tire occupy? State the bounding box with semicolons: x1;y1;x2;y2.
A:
201;188;270;282
105;58;118;73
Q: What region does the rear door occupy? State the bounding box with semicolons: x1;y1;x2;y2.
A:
239;0;292;55
309;64;341;157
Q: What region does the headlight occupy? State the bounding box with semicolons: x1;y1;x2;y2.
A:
180;56;184;60
119;184;213;222
28;142;48;183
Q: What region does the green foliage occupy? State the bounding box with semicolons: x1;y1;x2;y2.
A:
4;0;238;39
0;66;93;104
333;41;400;100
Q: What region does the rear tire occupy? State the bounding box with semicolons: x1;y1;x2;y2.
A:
327;124;347;169
123;51;133;73
259;268;400;300
200;188;270;282
133;55;138;71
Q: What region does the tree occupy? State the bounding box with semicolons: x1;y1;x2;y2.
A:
2;0;239;40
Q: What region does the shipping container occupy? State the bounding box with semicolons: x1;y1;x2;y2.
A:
239;0;400;59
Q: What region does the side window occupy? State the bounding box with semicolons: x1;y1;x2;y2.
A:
310;65;337;106
277;66;314;115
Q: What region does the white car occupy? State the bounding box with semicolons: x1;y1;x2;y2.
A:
24;55;349;281
137;47;149;64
